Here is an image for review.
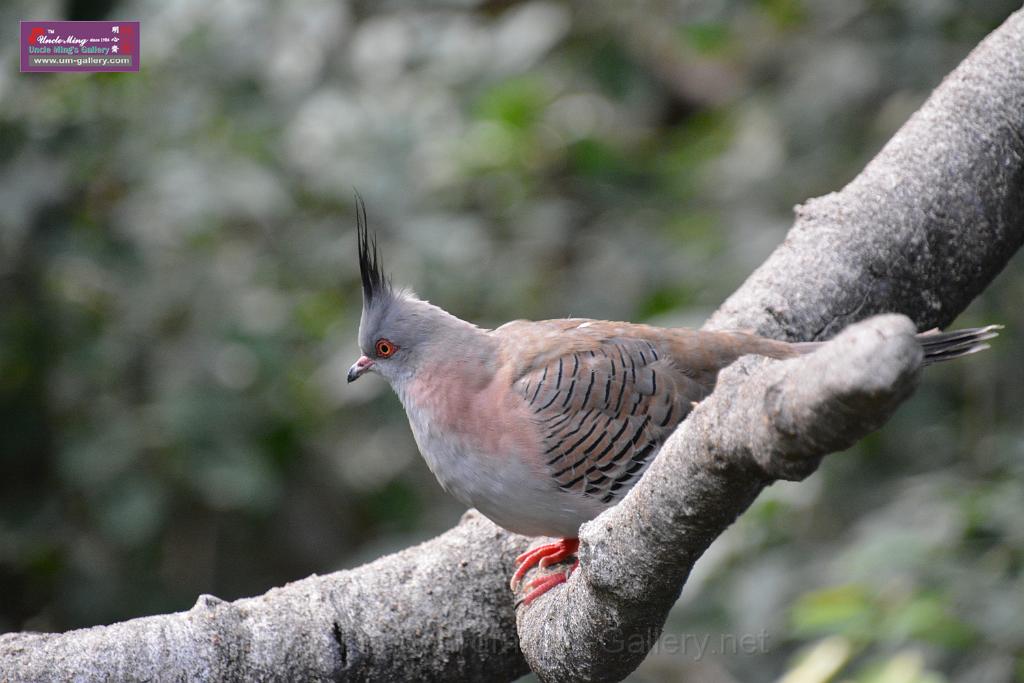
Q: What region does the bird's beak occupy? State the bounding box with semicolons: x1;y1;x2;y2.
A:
347;355;374;383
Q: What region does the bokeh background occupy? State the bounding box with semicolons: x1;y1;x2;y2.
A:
2;0;1023;681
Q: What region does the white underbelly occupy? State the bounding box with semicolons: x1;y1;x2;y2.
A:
405;408;602;538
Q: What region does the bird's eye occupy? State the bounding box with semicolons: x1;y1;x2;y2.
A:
375;338;397;358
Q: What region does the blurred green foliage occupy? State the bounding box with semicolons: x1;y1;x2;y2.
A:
1;0;1023;681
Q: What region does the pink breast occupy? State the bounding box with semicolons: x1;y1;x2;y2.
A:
407;361;539;463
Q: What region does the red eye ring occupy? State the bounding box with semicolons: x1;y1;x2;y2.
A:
375;338;397;358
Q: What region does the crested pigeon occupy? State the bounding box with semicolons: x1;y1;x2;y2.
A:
346;201;1000;605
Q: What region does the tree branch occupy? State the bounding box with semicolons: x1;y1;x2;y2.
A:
1;514;530;682
3;7;1023;683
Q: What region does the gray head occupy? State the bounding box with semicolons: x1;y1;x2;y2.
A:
346;198;484;387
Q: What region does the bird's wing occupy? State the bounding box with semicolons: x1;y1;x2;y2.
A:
501;321;708;505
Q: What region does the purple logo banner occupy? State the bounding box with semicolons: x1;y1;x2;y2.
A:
20;20;139;73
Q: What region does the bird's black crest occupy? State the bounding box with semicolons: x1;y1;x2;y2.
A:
355;192;390;306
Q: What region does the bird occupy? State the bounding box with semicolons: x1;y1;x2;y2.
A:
345;199;1001;606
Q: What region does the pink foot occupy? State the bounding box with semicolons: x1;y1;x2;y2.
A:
510;537;579;604
521;558;579;605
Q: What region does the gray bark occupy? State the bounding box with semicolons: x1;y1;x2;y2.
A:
1;516;531;682
3;6;1024;683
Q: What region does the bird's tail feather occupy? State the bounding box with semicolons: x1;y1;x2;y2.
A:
917;324;1002;365
787;324;1002;364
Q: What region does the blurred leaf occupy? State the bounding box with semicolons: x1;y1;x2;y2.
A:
474;77;549;131
853;651;946;683
757;0;808;29
681;23;733;56
364;479;422;532
791;584;875;639
664;211;727;252
655;111;734;197
638;286;696;319
778;635;853;683
567;137;626;178
588;39;641;100
295;291;344;341
95;476;168;547
881;593;975;649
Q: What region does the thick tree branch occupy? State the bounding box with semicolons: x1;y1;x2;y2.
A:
3;7;1023;683
1;515;530;682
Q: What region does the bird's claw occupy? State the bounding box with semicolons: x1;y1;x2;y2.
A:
515;559;580;607
510;537;579;603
